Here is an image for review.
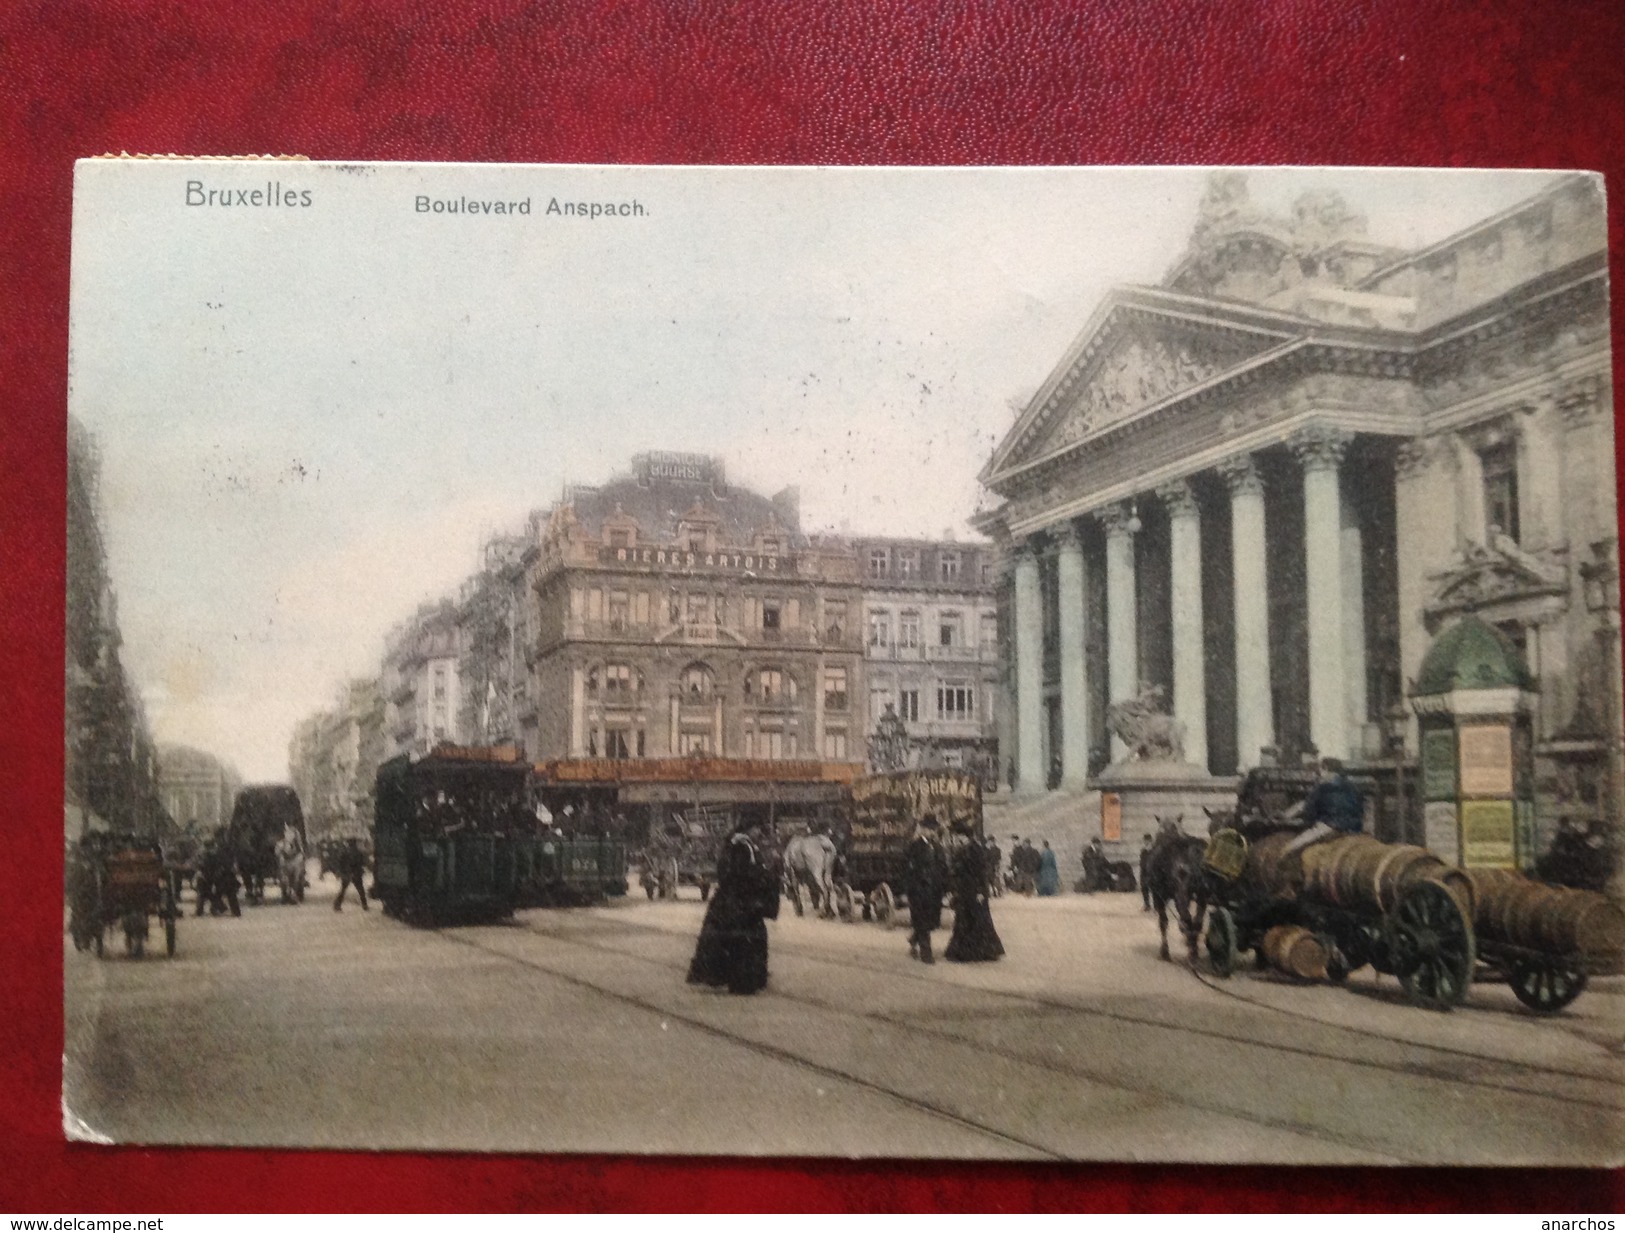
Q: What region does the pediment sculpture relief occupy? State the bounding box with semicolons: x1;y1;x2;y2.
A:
1426;531;1568;624
1040;331;1250;454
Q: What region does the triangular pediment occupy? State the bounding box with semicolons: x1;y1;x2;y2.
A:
985;288;1304;483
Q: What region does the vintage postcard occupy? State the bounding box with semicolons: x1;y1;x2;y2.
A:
64;160;1622;1162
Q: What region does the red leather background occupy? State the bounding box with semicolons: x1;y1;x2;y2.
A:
3;0;1623;1212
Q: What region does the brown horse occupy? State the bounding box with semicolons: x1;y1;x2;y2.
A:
1143;815;1208;962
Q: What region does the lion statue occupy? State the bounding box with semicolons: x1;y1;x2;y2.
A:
1105;684;1186;763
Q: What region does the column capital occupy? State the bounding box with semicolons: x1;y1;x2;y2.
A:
1153;478;1199;519
1288;423;1354;473
1217;452;1265;498
1557;373;1607;430
1095;501;1140;539
1052;520;1085;551
1393;436;1437;481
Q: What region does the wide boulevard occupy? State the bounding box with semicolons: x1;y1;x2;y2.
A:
64;878;1624;1164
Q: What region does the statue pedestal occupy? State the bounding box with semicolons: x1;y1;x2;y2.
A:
1093;760;1238;863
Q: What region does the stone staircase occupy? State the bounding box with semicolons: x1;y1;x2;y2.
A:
982;788;1102;889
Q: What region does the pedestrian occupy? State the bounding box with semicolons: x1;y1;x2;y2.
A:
197;836;241;917
1036;840;1060;896
945;832;1005;963
333;838;370;912
1140;833;1156;911
686;821;780;994
984;836;1003;898
1017;837;1040;896
902;815;948;964
1281;758;1364;858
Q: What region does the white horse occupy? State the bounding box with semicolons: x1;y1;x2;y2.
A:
782;832;838;919
275;826;306;904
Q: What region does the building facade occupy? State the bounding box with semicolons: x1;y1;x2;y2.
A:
853;536;1001;779
456;533;529;746
156;744;243;834
523;452;867;765
288;676;385;841
978;173;1617;855
381;600;462;760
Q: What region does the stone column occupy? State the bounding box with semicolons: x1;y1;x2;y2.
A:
1054;522;1090;787
1156;479;1208;772
1099;502;1139;761
1340;485;1368;753
1292;425;1355;761
1220;453;1273;770
1013;541;1046;793
1394;436;1452;755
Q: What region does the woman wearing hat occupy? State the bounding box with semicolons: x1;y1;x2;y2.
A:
687;819;780;994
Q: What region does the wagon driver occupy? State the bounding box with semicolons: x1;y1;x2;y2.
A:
1280;757;1365;857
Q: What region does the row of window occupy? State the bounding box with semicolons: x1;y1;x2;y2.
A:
585;662;851;709
866;547;994;586
873;684;978;722
583;728;850;760
578;588;850;639
867;610;997;650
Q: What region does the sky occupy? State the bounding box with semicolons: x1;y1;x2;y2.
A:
68;162;1567;780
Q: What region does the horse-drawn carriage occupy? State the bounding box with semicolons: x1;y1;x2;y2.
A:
68;836;179;958
638;806;732;901
226;784;308;905
826;769;984;926
1193;767;1625;1013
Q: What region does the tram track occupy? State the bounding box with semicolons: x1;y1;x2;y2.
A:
519;907;1623;1116
439;913;1519;1162
433;925;1067;1160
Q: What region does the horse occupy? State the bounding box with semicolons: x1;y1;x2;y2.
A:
1143;814;1209;963
782;831;838;918
275;830;306;904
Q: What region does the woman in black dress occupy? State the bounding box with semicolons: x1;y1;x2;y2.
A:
944;834;1004;963
687;823;780;994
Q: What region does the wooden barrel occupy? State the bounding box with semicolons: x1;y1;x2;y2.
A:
1262;924;1329;980
1529;888;1625;957
1245;832;1301;898
1498;883;1569;949
1339;838;1392;910
1298;842;1341;902
1464;867;1522;933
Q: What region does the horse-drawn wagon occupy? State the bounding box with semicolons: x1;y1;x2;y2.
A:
68;836;179;958
831;769;983;926
227;784;308;906
1196;769;1625;1013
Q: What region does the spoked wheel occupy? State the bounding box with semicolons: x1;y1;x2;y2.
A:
1389;879;1475;1011
834;881;856;923
1509;959;1587;1014
871;883;896;928
1205;906;1239;978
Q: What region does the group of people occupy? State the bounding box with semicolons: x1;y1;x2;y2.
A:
686;813;1006;995
1002;835;1061;897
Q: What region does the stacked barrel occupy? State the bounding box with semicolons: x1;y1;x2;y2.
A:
1463;868;1625;971
1241;833;1473;916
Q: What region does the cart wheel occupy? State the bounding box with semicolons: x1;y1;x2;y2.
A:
1389;879;1475;1011
834;881;856;922
872;883;896;928
1205;907;1238;978
1509;959;1587;1014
